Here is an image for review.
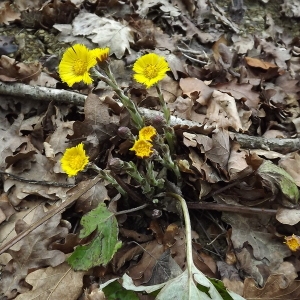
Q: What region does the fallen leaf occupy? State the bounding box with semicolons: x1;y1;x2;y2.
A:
15;263;85;300
243;274;300;299
278;151;300;187
0;206;67;299
276;208;300;226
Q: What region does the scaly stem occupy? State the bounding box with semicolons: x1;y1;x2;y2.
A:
156;84;170;125
155;84;176;154
167;193;193;277
89;163;127;197
94;68;144;129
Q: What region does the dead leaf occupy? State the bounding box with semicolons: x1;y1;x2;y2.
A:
276;208;300;226
278;151;300;187
216;79;260;109
245;57;277;70
0;55;41;83
15;262;85;300
0;1;21;25
0;206;67;299
244;274;300;299
205;128;230;168
205;90;244;131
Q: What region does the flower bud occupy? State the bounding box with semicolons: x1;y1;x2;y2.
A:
108;158;124;173
151;115;167;131
117;126;132;139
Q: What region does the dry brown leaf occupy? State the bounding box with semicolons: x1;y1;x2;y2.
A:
0;55;41;83
216;79;260;109
223;213;291;285
0;193;16;224
0;206;67;299
278;152;300;187
205;90;244;131
15;262;85;300
227;142;248;180
243;274;300;299
0;1;21;25
179;77;213;103
205;128;230;168
245;57;277;70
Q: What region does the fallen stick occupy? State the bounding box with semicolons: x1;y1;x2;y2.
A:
0;81;299;153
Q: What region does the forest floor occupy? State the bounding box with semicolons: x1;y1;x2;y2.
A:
1;0;300;299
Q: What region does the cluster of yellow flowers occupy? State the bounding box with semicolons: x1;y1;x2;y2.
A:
129;126;157;158
59;44;170;89
59;44;170;177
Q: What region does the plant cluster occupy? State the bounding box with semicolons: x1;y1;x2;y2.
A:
58;44;244;299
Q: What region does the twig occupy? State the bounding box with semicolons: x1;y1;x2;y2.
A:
181;53;208;65
115;204;148;215
1;82;300;153
0;170;75;187
187;202;277;215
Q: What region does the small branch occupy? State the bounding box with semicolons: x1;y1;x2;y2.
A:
115;204;148;215
0;171;75;187
187;202;277;215
1;82;300;153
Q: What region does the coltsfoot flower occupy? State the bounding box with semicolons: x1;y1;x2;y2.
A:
284;234;300;251
60;143;89;177
92;47;110;64
59;44;98;87
139;126;157;141
130;139;153;158
133;53;170;88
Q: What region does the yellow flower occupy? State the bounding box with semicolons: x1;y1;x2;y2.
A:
91;47;110;64
60;143;89;177
284;234;300;251
139;126;157;141
133;53;170;88
58;44;97;87
130;139;153;158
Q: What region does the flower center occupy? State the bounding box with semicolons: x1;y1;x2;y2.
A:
73;59;88;75
144;64;158;79
69;156;85;170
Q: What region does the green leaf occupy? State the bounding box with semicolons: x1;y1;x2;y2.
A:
209;278;234;300
258;160;299;207
79;202;113;238
103;280;139;300
67;203;122;271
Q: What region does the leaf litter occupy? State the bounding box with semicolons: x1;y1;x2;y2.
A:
1;0;300;299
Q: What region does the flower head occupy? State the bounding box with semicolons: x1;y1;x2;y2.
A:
59;44;98;87
139;126;157;141
130;139;153;158
60;143;89;177
133;53;170;88
91;47;110;64
284;234;300;251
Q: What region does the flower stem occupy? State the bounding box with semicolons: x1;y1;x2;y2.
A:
156;85;170;125
94;68;144;130
89;163;127;197
155;84;176;154
167;193;193;277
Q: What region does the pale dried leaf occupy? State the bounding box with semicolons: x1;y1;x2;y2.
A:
15;263;85;300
